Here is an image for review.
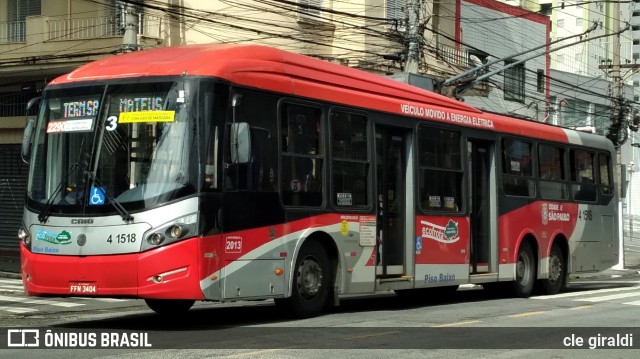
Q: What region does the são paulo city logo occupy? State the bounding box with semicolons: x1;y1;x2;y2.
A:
420;219;460;244
542;203;549;225
541;202;570;225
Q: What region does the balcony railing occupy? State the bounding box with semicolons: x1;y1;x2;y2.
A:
47;14;163;41
0;91;36;117
0;21;26;43
437;44;469;67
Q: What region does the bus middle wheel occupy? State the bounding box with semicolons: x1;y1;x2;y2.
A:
513;241;536;298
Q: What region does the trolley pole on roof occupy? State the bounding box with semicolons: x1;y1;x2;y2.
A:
404;0;420;74
122;2;139;52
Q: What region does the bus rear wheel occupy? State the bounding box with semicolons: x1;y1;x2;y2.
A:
145;299;195;315
540;242;565;295
513;241;536;298
276;241;330;318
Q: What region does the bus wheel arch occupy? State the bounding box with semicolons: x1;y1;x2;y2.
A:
513;235;538;298
278;233;338;318
540;236;568;295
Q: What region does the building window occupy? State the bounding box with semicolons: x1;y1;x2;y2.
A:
537;69;545;93
504;60;525;103
576;17;582;27
386;0;407;30
558;19;564;28
7;0;41;42
557;54;564;63
299;0;323;19
593;104;611;135
540;3;552;15
575;53;582;62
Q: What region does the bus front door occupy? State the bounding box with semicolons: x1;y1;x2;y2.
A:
375;126;410;278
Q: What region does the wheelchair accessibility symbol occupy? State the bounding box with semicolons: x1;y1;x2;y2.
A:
89;186;105;206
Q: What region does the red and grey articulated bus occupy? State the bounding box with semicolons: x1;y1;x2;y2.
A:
19;44;618;318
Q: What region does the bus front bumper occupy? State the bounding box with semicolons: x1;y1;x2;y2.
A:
20;239;205;300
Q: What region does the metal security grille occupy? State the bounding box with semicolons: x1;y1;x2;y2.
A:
0;144;28;249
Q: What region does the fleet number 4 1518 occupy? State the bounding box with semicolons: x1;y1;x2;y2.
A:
107;233;137;244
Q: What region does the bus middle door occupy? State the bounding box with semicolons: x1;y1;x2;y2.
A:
375;126;411;279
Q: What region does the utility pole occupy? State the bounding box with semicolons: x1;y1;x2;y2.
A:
611;0;625;269
404;0;420;74
122;2;139;52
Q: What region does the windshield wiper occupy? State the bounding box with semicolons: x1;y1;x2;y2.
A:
37;179;65;223
38;162;83;223
88;173;134;223
38;138;89;223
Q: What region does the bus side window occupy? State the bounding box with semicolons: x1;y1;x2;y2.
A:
538;144;567;200
501;139;534;197
570;149;596;202
330;110;369;207
599;153;613;195
418;126;463;212
280;102;323;207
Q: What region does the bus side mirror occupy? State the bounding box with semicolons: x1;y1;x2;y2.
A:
230;122;251;164
21;118;35;164
21;97;41;164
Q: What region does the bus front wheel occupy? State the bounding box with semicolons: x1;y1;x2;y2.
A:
277;240;330;318
145;299;195;315
513;241;536;298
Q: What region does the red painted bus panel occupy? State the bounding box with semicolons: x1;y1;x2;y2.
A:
416;216;471;265
21;239;204;299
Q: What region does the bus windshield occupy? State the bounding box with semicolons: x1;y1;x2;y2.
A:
27;79;200;215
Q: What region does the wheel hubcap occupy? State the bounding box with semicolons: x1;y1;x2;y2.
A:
517;252;530;285
549;255;562;283
297;257;323;300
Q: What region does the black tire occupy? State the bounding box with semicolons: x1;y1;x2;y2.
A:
482;282;511;297
540;242;566;295
513;241;536;298
278;240;331;318
395;286;459;302
145;299;195;315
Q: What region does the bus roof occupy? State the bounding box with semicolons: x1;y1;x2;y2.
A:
50;44;612;149
52;44;477;113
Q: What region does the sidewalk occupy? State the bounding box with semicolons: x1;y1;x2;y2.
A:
0;254;20;279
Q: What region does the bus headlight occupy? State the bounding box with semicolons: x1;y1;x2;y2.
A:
168;224;187;239
141;213;198;251
147;232;165;245
18;227;31;246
